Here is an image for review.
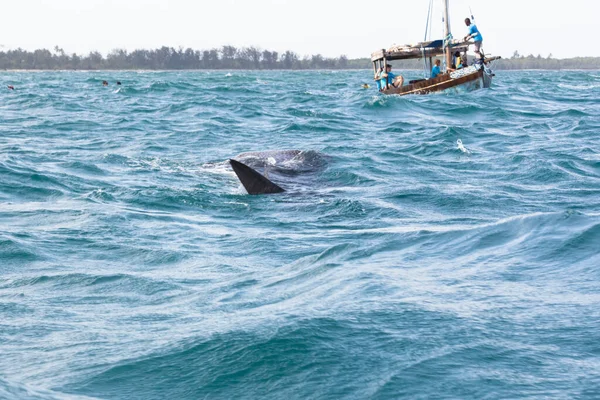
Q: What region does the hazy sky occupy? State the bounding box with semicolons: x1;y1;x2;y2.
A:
1;0;596;59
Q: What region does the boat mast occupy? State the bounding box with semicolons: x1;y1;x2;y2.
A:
442;0;452;69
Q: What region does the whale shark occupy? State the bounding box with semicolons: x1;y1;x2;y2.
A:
229;150;325;195
229;159;285;195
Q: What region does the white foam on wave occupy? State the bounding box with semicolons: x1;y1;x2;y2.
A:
457;139;471;154
557;83;600;90
200;160;236;177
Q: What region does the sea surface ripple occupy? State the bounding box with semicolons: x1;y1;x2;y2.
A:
1;70;600;399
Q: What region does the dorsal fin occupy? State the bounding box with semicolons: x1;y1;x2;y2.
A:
229;159;285;195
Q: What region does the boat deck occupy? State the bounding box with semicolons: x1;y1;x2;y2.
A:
371;39;471;62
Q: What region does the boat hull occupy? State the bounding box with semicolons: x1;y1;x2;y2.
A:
382;66;493;96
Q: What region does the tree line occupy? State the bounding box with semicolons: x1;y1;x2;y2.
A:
491;51;599;70
0;46;598;70
0;46;351;70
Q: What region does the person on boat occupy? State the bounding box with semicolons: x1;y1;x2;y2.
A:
431;59;442;78
380;64;404;90
374;66;384;91
447;52;465;72
464;18;483;60
453;52;463;69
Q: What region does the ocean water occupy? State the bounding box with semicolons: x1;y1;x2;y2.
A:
1;69;600;399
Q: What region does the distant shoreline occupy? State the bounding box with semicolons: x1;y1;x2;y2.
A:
1;46;599;71
2;67;600;72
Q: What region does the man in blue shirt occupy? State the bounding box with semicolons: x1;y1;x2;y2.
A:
379;64;404;90
431;59;441;78
464;18;483;60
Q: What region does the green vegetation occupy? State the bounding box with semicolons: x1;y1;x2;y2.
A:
0;46;348;70
0;46;598;70
492;51;599;70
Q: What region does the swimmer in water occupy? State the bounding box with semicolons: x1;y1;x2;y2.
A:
116;81;122;85
102;81;109;86
7;85;15;90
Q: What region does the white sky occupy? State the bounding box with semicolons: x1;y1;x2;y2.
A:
1;0;596;59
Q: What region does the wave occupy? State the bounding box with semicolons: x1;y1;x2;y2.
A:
0;377;94;400
63;317;400;399
2;70;600;400
557;83;600;90
0;234;44;264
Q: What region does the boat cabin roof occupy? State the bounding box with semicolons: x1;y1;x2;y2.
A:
371;39;471;62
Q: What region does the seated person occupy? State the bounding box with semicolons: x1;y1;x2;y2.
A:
448;52;468;72
453;51;463;69
431;59;442;78
380;64;404;90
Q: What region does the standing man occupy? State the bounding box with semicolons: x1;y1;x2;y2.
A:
464;18;483;61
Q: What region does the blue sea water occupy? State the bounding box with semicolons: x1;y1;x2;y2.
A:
1;69;600;399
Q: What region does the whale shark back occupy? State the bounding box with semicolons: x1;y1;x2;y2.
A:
229;159;285;195
235;150;302;163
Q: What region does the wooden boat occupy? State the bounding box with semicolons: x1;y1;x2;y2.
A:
371;0;500;95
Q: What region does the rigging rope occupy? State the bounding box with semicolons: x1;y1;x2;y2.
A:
423;0;433;42
422;0;434;78
442;11;447;71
